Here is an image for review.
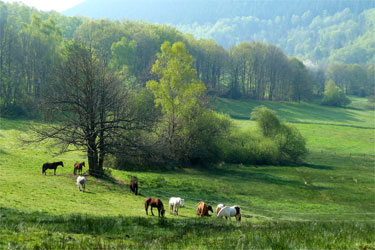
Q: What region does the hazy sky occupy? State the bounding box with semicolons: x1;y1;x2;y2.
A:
2;0;84;12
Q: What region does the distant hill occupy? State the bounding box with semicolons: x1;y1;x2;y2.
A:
63;0;373;24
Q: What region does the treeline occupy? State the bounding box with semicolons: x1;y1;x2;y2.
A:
0;1;374;118
177;8;375;64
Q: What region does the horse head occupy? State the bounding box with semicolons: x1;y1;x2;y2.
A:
207;205;213;213
180;199;184;207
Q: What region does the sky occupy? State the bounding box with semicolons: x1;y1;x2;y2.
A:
2;0;84;12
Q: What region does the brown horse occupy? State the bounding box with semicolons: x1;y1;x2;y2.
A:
129;179;138;195
145;197;165;217
42;161;64;175
197;201;213;217
74;162;85;175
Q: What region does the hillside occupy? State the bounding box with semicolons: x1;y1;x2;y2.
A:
63;0;373;24
213;96;375;157
1;98;374;248
62;0;375;63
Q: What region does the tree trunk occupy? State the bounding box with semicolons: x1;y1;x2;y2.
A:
87;137;102;177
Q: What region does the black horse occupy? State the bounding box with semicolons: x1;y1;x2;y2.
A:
42;161;64;175
129;179;138;195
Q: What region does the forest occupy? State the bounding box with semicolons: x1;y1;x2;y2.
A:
63;0;375;64
1;0;374;117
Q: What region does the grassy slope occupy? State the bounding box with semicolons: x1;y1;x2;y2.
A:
215;96;375;156
214;96;375;128
1;97;375;249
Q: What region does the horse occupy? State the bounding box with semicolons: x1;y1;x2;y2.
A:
169;197;184;215
216;203;225;215
197;202;213;217
76;176;86;192
74;162;85;175
217;205;241;221
42;161;64;175
145;197;165;217
129;179;138;195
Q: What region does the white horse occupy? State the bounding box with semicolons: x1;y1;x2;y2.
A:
76;176;86;192
217;205;241;221
169;197;184;215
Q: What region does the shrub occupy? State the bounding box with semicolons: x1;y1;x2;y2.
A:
181;111;232;164
321;80;351;107
220;128;279;165
250;105;281;137
275;123;308;163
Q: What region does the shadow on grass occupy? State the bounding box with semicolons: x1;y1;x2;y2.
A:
301;163;334;170
215;98;367;126
0;118;32;131
0;149;8;155
0;207;239;237
82;191;96;194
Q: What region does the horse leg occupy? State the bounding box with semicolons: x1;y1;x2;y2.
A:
170;204;173;215
176;207;178;216
83;183;85;192
151;207;154;216
54;168;56;175
145;203;148;215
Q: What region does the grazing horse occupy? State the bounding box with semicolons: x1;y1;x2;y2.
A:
145;197;165;217
74;162;85;175
169;197;184;215
217;206;241;221
197;202;213;217
42;161;64;175
129;179;138;195
76;176;86;192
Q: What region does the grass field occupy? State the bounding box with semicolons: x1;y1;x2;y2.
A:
1;97;375;249
213;96;375;129
216;96;375;157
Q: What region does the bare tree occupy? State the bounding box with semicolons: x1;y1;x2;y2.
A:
32;40;148;176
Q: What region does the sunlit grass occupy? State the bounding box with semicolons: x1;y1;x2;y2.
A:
214;96;375;128
1;101;375;249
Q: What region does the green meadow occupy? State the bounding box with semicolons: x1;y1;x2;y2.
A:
1;97;374;249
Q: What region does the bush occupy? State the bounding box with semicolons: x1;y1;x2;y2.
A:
321;80;351;107
250;105;281;137
220;129;279;165
222;105;308;165
276;124;308;163
366;95;375;110
181;111;232;164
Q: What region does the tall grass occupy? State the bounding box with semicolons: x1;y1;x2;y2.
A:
1;207;374;249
